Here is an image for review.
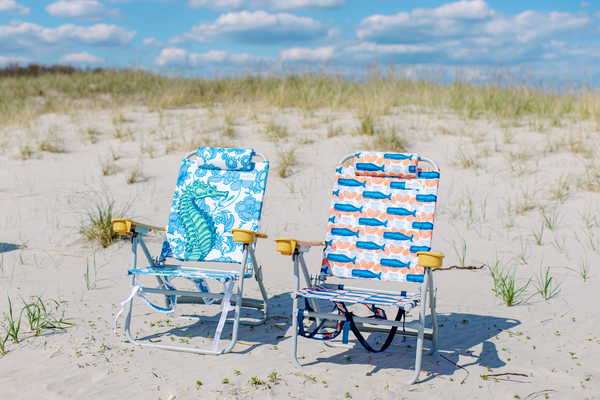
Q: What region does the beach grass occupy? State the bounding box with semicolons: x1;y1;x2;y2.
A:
1;65;599;129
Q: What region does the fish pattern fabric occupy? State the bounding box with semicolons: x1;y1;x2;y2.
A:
354;152;418;178
321;152;440;283
159;147;269;264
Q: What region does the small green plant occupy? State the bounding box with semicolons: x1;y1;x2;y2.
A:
541;207;562;230
532;264;561;300
275;148;297;178
268;371;278;382
5;296;21;343
566;254;591;282
249;376;264;386
20;295;73;336
529;222;544;246
497;267;531;307
196;380;202;387
0;331;7;355
447;236;467;268
344;392;352;398
234;370;241;375
83;254;106;291
222;378;229;384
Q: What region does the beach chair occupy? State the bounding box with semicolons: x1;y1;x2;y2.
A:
113;147;270;354
275;151;443;384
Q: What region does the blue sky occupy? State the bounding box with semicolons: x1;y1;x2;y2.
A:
1;0;599;78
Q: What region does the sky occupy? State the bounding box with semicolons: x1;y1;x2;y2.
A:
1;0;599;80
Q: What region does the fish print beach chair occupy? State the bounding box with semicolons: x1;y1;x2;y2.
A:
275;151;444;384
113;147;270;354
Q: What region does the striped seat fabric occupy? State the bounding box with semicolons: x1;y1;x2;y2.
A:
295;285;421;311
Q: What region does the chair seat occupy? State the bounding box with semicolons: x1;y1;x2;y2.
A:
295;284;421;312
128;266;251;283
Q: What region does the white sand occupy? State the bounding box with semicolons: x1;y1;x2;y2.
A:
0;106;598;399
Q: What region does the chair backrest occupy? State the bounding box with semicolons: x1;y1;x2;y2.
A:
321;152;439;283
160;147;269;264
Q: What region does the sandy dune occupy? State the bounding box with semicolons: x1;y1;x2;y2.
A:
0;105;598;399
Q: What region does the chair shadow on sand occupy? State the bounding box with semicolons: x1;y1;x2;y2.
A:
0;243;22;253
299;310;520;382
127;290;519;382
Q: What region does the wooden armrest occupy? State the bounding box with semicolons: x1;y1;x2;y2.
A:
417;251;445;268
112;218;166;235
232;228;268;244
274;238;325;256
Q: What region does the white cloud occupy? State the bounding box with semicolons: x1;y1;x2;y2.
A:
60;51;105;63
0;21;136;54
0;0;30;14
354;0;596;65
46;1;124;21
346;42;436;55
154;47;258;66
175;10;329;45
280;46;335;61
485;11;589;42
357;0;494;44
189;0;344;12
0;55;28;65
142;37;166;47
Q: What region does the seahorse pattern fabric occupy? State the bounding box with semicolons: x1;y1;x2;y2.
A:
160;147;269;264
321;152;439;283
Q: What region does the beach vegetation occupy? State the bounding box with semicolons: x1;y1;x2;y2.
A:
497;267;531;307
4;296;21;343
566;254;591;282
366;124;408;153
275;148;297;178
20;295;73;336
531;264;561;300
265;120;288;141
2;65;600;131
78;190;130;248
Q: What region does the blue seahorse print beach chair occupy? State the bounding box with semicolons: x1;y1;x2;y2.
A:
275;151;444;384
113;147;270;354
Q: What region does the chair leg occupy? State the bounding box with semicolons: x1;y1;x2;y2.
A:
406;271;429;384
291;254;304;369
291;296;304;369
426;273;437;355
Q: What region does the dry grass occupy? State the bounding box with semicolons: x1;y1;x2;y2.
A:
2;68;599;129
275;148;297;178
265;120;288;141
78;191;130;248
37;124;65;153
366;125;408;153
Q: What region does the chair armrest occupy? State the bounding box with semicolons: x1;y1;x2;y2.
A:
274;238;325;256
417;251;445;269
232;228;268;244
112;218;166;235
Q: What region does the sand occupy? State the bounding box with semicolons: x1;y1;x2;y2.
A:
0;105;598;399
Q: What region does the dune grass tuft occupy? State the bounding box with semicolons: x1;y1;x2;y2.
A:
78;191;130;248
275;148;297;178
